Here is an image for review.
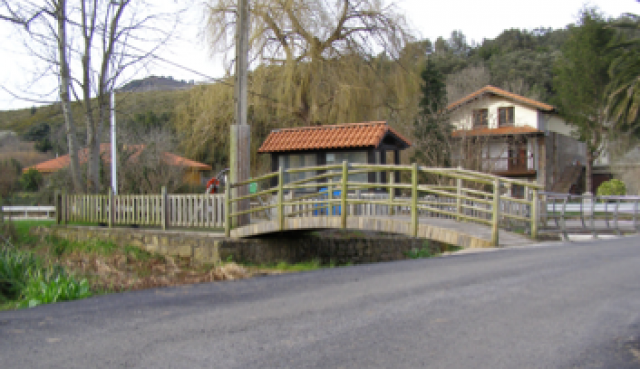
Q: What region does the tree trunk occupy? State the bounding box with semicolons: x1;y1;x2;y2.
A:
57;0;83;193
586;151;594;194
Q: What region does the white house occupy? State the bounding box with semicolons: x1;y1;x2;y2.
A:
447;86;587;195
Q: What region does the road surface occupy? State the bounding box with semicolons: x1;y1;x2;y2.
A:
2;237;640;368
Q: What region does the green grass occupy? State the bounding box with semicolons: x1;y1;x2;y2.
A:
273;259;322;272
46;236;118;257
0;220;93;309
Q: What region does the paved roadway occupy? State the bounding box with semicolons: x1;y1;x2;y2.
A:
2;237;640;368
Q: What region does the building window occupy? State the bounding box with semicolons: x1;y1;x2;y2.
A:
498;107;514;126
326;151;368;183
473;109;488;127
279;153;317;186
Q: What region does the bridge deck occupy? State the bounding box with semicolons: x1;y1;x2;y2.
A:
231;216;533;248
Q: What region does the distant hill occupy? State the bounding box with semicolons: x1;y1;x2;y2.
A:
117;76;194;93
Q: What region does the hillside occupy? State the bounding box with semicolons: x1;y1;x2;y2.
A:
118;76;194;93
0;87;188;136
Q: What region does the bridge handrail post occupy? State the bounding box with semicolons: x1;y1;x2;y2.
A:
530;187;538;239
411;163;418;237
389;172;395;216
225;179;231;237
341;161;348;229
278;166;285;231
491;177;500;246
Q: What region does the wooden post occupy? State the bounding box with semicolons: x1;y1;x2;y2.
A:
108;189;114;228
62;191;67;225
530;188;538;239
225;179;231;237
456;166;462;221
389;173;395;216
341;161;348;229
54;190;61;225
277;166;284;231
327;178;333;216
161;186;167;231
491;177;500;246
411;163;418;237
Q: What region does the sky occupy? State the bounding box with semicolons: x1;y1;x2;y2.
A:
0;0;637;111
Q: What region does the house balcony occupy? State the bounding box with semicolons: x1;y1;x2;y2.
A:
481;154;536;177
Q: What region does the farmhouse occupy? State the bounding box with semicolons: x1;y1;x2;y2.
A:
448;85;587;195
23;143;211;186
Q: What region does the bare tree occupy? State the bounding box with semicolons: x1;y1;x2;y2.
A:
4;0;183;194
446;64;491;103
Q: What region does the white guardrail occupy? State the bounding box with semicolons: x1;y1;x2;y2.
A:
2;206;56;220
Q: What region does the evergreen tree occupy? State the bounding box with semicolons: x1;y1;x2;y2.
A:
553;8;618;193
412;59;452;175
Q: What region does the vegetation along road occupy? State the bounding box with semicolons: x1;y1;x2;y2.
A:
1;237;640;368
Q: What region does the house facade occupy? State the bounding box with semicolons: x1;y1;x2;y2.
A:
448;86;587;194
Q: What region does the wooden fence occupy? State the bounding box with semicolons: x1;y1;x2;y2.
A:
56;189;225;229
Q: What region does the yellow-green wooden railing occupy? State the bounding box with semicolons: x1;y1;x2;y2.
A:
226;162;543;246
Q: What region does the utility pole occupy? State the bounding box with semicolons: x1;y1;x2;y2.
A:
110;90;117;195
230;0;251;226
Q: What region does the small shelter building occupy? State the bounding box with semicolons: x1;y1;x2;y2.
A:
258;121;411;191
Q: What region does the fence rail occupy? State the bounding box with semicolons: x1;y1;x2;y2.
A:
56;190;225;230
2;206;56;220
540;192;640;238
226;162;543;246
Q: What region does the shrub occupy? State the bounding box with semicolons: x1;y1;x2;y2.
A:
20;168;43;192
597;179;626;197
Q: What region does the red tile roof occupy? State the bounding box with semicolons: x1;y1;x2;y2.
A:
447;85;556;113
24;143;211;173
257;121;411;153
452;126;543;138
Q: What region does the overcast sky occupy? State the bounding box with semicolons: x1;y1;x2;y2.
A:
0;0;636;111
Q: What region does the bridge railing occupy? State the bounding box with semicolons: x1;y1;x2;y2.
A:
539;192;640;238
226;163;543;245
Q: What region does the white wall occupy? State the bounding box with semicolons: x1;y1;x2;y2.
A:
449;96;539;130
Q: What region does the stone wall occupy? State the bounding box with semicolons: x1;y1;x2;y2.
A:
35;226;443;266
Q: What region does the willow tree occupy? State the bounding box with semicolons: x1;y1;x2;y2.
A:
176;0;421;167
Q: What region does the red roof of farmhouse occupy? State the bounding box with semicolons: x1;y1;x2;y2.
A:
257;121;411;153
24;143;211;173
447;85;556;113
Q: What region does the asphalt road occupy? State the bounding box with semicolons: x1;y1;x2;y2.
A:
2;237;640;368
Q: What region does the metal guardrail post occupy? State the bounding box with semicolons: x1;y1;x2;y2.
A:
278;166;284;231
225;179;231;237
456;166;462;221
634;199;639;231
588;193;598;238
491;177;500;246
341;161;348;229
411;163;418;237
560;195;568;240
530;188;538;239
614;198;621;236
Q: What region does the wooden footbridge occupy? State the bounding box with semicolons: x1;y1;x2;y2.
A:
226;163;541;248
